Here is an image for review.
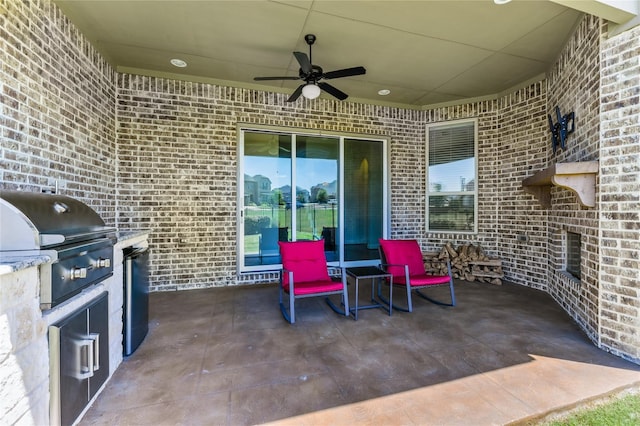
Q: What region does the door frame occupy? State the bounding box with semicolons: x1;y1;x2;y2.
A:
237;124;390;273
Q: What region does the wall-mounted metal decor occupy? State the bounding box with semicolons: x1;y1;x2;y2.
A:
548;106;575;153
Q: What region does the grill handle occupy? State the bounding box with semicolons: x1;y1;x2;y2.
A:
89;332;101;371
74;338;95;379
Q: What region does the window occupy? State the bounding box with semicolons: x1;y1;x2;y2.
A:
566;231;581;279
426;119;477;233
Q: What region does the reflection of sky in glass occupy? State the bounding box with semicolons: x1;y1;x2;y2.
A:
428;158;475;192
245;156;336;192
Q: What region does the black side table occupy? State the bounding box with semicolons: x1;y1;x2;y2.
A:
346;266;393;320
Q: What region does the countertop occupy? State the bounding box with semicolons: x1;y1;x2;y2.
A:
115;229;151;244
0;254;53;276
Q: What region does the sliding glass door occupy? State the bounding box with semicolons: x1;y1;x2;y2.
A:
239;128;387;272
295;135;340;261
343;138;384;262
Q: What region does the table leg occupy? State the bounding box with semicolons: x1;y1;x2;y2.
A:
388;276;393;316
354;277;359;320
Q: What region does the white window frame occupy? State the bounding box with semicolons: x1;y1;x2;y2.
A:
425;118;478;234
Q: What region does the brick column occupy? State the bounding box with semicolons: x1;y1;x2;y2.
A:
599;23;640;362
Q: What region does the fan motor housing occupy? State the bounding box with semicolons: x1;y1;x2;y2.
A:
300;65;323;82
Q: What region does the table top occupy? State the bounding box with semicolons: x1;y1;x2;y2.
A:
346;266;390;279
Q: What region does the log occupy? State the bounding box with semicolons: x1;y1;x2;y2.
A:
429;242;504;285
445;242;458;258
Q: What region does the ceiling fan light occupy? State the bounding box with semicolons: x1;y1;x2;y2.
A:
302;83;321;99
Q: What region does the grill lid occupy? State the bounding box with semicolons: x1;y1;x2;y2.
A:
0;191;115;250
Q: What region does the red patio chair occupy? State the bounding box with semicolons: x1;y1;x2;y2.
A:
378;238;455;312
278;239;349;324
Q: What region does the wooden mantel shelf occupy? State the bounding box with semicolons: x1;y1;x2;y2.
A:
522;161;599;208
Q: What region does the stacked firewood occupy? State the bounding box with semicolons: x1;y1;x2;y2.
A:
423;242;504;285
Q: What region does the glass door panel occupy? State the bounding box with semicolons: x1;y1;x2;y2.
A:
295;135;339;261
343;139;384;262
242;132;291;267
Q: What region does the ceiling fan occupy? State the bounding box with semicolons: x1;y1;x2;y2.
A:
254;34;366;102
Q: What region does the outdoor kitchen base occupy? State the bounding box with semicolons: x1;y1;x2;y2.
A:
49;293;110;426
0;191;118;426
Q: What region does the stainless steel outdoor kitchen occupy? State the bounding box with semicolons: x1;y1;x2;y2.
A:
0;190;150;426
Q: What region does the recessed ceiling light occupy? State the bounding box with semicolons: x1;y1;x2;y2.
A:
378;89;391;96
494;0;512;4
170;58;187;68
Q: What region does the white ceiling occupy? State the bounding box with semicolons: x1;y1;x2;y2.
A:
54;0;589;107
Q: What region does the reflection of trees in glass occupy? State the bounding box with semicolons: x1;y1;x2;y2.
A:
448;197;462;209
316;189;328;204
310;181;336;202
431;193;445;207
429;195;474;231
296;188;309;203
272;189;285;206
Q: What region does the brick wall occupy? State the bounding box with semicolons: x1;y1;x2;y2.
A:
496;84;549;289
0;0;116;221
599;22;640;361
422;84;551;292
546;15;602;343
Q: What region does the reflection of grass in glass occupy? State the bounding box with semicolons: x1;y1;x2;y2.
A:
244;206;281;226
245;234;259;255
245;204;337;237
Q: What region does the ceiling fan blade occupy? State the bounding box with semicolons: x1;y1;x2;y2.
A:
287;84;305;102
254;76;300;81
322;66;366;80
293;51;312;74
318;82;348;101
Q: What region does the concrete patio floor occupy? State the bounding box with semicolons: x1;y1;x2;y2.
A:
80;280;640;425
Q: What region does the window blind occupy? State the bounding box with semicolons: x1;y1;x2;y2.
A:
428;124;474;167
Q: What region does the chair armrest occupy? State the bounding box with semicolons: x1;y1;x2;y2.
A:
378;263;410;279
379;262;407;268
379;262;409;270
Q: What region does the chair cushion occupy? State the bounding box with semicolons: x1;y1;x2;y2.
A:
379;238;427;278
279;240;330;286
284;279;344;296
393;274;452;286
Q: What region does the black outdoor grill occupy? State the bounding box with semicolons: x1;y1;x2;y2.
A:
0;190;116;309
